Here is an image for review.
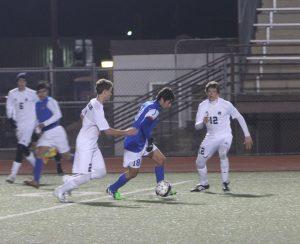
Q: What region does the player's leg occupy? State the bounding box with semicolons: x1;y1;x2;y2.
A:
107;150;141;199
144;144;165;183
191;137;218;192
24;146;50;188
218;135;233;192
54;149;93;202
54;153;64;175
6;126;35;183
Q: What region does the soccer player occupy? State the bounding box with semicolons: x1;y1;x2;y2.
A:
6;73;38;183
191;81;253;192
24;81;71;188
106;87;176;200
54;79;136;202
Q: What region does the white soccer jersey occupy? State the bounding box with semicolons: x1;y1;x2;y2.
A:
195;98;242;137
77;98;110;149
6;87;38;126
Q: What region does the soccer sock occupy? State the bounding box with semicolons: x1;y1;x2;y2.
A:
34;158;43;183
155;165;164;183
60;174;91;193
220;158;229;183
109;173;128;193
197;166;208;186
10;161;22;177
25;152;36;167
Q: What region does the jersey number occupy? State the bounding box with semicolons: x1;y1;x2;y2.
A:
132;159;141;167
209;116;218;124
19;102;24;110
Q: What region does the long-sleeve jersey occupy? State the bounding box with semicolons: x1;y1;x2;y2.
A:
77;98;110;150
195;97;250;137
6;87;38;126
124;100;161;153
36;96;62;132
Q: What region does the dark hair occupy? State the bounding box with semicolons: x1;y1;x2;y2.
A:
205;81;220;93
37;81;50;91
16;72;27;82
156;87;175;102
96;79;113;95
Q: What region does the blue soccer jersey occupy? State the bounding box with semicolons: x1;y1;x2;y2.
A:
124;100;161;152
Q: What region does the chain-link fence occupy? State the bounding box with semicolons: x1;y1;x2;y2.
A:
1;66;300;158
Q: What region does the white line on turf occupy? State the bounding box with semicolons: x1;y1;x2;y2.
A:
0;180;192;221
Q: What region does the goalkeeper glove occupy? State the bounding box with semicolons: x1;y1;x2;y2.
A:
146;137;154;152
8;118;16;128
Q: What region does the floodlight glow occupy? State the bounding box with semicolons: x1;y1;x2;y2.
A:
127;30;133;36
101;61;113;68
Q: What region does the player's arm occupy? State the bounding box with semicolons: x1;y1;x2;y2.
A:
140;109;159;139
6;91;16;128
195;103;207;130
40;98;62;128
104;127;137;137
230;105;253;150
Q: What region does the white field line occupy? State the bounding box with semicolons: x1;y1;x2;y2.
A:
0;180;192;221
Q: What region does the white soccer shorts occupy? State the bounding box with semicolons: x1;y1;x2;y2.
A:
72;147;106;174
37;126;70;153
198;134;233;158
123;142;158;169
16;124;35;146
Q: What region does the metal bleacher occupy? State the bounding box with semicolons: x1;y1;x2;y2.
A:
245;0;300;93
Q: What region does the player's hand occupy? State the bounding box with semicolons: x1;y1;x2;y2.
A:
203;116;209;124
146;137;154;152
8;118;16;129
38;123;45;130
244;136;253;150
125;127;137;136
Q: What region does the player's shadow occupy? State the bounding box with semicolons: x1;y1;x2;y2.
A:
204;191;274;198
79;201;142;209
132;198;205;206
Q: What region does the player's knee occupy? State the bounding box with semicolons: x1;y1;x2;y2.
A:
219;150;228;161
156;154;166;166
91;168;106;179
196;155;207;169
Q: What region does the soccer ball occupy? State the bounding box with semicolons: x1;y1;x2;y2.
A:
155;180;172;197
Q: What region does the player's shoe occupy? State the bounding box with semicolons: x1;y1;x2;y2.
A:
106;187;122;200
24;180;40;189
62;175;72;196
190;184;210;192
54;186;67;203
222;181;230;192
6;175;16;184
164;189;177;196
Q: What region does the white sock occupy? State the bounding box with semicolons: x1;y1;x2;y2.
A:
197;166;208;186
25;152;36;167
220;158;229;183
10;161;22;177
60;173;91;193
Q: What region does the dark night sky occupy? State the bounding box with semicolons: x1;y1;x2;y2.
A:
0;0;237;39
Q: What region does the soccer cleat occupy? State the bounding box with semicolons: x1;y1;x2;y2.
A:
6;175;16;184
190;184;210;192
54;186;67;203
222;181;230;192
106;187;122;200
168;189;177;196
24;180;40;189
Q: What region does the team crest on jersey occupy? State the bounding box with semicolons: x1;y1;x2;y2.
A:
218;111;222;115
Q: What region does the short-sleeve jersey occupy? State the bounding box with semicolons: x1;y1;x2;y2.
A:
124;100;161;153
77;98;110;149
6;87;38;126
195;98;241;137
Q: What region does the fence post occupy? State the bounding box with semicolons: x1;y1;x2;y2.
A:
49;62;55;97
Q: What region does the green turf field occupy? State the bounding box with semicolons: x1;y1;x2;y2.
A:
0;172;299;244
